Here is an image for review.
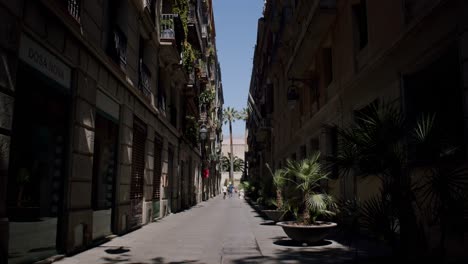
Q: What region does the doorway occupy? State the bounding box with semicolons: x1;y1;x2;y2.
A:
92;112;119;239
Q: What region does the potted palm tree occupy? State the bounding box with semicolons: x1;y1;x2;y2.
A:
261;163;288;222
277;152;338;244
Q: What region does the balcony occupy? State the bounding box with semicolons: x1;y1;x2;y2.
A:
60;0;80;22
187;2;203;51
159;14;185;65
201;24;207;38
183;69;197;98
197;59;208;82
108;26;127;71
138;59;152;100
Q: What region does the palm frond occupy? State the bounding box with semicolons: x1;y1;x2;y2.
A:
413;113;436;143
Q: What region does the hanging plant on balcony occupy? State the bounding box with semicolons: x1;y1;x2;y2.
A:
172;0;189;36
182;41;198;72
199;87;215;106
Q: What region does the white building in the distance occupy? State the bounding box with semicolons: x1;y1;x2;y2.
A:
221;136;247;187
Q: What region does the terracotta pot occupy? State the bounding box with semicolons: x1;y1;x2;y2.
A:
277;221;337;243
262;210;286;222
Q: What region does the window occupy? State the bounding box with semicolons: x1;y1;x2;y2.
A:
92;113;118;210
310;138;319;154
323;47;333;87
404;46;464;161
64;0;81;22
105;0;127;71
300;145;307;160
138;37;151;100
157;68;166;113
352;0;368;51
403;0;437;22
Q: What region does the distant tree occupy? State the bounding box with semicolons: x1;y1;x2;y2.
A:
223;107;242;182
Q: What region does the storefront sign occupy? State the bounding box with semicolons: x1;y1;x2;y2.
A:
19;34;71;89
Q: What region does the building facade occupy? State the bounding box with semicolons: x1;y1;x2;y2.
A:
221;136;247;188
247;0;468;259
0;0;223;263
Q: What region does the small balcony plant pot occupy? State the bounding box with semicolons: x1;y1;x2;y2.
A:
276;221;337;243
262;210;286;222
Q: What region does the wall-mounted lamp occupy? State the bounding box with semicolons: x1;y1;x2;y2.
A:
287;84;300;109
287;78;314;109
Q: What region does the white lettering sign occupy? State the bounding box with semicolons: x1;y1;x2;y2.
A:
19;34;71;89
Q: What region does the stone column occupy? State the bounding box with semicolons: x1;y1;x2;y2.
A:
66;69;96;253
116;104;133;233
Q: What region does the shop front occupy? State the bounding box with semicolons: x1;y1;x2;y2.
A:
7;34;72;263
92;91;120;240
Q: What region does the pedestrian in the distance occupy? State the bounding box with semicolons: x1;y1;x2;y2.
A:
228;184;233;198
222;185;227;199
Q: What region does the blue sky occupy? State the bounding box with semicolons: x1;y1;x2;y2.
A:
213;0;264;138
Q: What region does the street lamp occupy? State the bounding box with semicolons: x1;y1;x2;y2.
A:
199;124;208;141
287;77;315;109
287;84;299;109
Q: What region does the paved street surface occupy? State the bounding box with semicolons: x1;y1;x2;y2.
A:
56;196;389;264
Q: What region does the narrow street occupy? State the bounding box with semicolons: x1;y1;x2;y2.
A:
55;196;386;264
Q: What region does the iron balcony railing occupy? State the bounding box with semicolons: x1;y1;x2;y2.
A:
139;59;152;100
160;14;178;40
188;4;197;24
63;0;80;22
188;70;196;85
198;59;208;79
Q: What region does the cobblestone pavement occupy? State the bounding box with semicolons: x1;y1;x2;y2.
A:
55;196;389;264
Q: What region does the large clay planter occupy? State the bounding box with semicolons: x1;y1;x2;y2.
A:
262;210;286;222
277;221;337;243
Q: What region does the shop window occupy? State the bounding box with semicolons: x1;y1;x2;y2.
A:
323;47;333;87
92;113;118;211
300;145;307;160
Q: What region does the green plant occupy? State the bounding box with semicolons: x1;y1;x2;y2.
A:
182;42;198;73
333;101;468;258
265;163;286;209
283;152;338;225
199;87;215;106
172;0;189;36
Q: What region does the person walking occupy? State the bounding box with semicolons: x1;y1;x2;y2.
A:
228;183;234;198
222;185;227;199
